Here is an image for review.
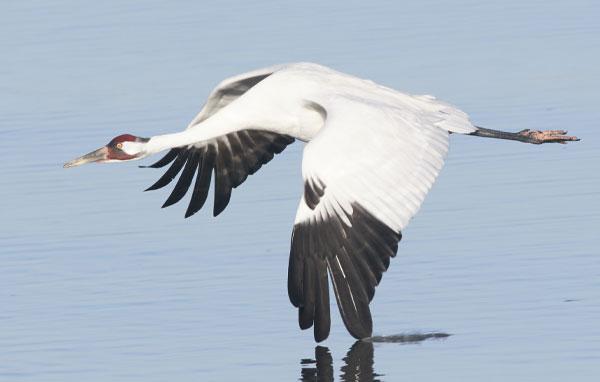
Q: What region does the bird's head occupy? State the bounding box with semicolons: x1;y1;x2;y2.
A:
64;134;150;168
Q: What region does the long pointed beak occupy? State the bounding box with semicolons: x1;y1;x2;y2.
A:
63;146;109;168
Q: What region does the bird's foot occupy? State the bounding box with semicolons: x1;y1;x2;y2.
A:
517;129;580;144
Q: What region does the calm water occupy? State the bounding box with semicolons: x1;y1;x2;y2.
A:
1;1;599;381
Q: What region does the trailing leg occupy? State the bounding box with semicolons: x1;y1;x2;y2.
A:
469;127;579;144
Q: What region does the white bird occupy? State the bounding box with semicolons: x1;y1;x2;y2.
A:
64;62;579;342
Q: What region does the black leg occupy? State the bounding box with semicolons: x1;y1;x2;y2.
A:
469;127;580;144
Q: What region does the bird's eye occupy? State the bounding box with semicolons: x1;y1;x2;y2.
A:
116;143;123;149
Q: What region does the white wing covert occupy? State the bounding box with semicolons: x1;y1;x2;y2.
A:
187;64;286;127
287;96;469;341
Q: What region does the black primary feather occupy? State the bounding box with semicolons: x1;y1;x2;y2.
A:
288;198;402;342
144;129;294;218
145;150;189;191
139;148;179;168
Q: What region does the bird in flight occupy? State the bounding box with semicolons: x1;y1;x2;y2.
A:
65;63;579;342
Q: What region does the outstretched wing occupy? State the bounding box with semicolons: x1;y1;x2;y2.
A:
144;130;294;218
288;96;474;341
144;65;294;217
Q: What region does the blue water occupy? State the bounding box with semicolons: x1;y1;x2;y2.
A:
1;1;599;381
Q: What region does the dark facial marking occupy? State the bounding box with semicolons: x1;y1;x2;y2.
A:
106;134;148;161
108;134;138;147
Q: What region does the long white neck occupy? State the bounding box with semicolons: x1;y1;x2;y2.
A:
145;112;242;155
144;100;313;157
143;91;323;157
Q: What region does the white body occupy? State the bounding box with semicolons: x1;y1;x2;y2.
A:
146;62;476;231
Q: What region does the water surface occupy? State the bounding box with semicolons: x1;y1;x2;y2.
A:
1;1;599;381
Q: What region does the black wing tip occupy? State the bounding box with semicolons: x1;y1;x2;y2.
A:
314;330;329;343
289;202;401;342
313;311;331;342
146;130;295;217
299;307;314;330
212;190;232;216
145;184;161;192
161;153;200;208
161;200;175;209
144;151;189;192
184;209;197;219
142;148;180;169
347;324;373;341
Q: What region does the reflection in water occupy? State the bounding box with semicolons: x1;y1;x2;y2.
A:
300;346;334;381
371;332;451;343
300;333;450;381
300;342;380;382
340;341;381;382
